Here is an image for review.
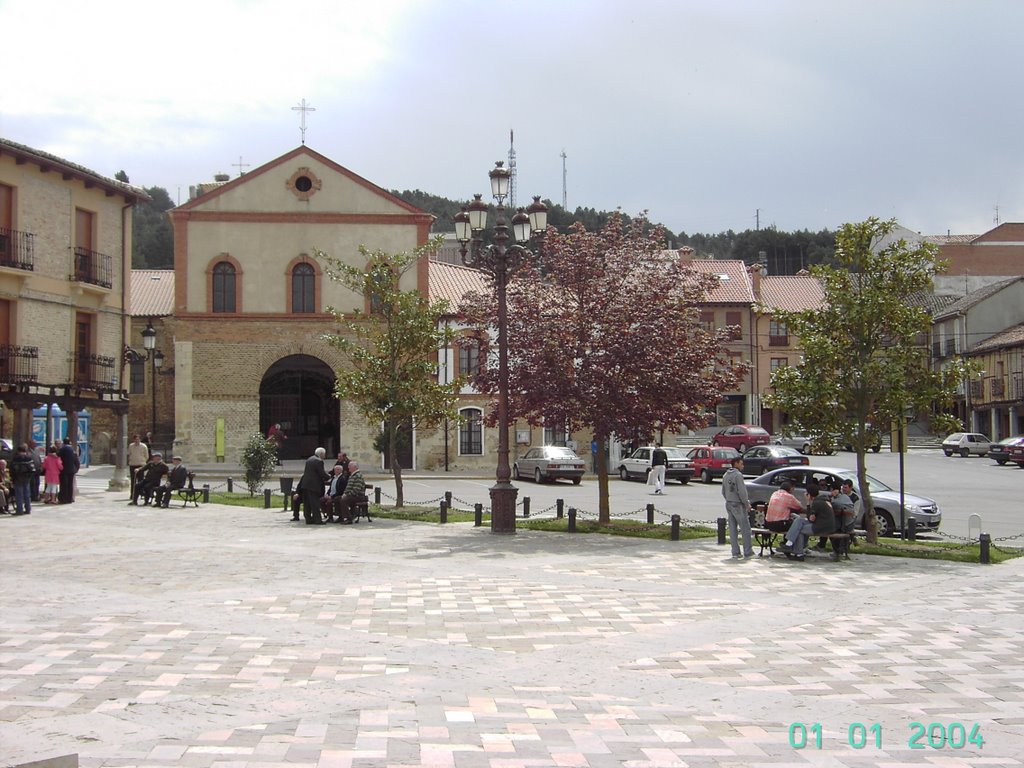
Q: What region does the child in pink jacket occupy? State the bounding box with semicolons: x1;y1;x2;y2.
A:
42;446;63;504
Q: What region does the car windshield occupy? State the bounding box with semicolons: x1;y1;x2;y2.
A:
836;471;892;493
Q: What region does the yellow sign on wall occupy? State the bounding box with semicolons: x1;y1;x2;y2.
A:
215;418;225;461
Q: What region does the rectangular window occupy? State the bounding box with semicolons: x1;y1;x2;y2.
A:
769;319;788;346
212;261;236;313
458;337;480;376
543;423;568;446
459;410;483;455
770;357;788;374
129;359;145;394
74;312;93;385
699;310;715;332
725;310;742;340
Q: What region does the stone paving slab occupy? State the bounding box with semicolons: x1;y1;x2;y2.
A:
1;490;1022;767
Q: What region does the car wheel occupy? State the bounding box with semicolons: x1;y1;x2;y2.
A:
871;445;881;453
960;447;970;458
874;509;896;538
534;468;543;484
996;459;1007;465
701;468;712;484
679;477;689;485
712;440;720;447
513;465;521;480
619;466;629;481
1018;462;1024;469
572;477;581;485
943;450;953;457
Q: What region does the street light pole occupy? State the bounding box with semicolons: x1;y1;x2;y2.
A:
455;162;547;534
141;321;163;444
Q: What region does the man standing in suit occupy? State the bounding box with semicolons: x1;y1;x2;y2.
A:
57;437;80;504
300;447;330;525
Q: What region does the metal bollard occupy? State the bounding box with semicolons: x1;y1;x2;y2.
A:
202;484;210;503
439;500;448;524
568;507;577;533
671;514;680;541
907;518;917;541
523;497;530;518
445;490;452;509
646;503;654;525
474;502;482;527
980;532;991;564
374;486;381;504
556;499;564;519
263;488;271;508
717;517;727;545
227;478;233;493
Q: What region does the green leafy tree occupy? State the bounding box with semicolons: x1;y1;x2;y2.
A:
317;238;461;507
241;433;278;496
133;185;175;268
765;217;976;542
461;213;745;523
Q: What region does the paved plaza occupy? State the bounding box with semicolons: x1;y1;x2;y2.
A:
2;479;1023;767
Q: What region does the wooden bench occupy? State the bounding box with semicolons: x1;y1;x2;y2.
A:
751;527;851;561
351;485;373;523
177;473;201;508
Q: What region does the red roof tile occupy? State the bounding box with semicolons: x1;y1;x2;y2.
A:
428;260;489;310
130;270;174;317
687;258;755;304
758;275;825;313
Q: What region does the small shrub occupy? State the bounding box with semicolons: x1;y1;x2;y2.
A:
241;434;277;496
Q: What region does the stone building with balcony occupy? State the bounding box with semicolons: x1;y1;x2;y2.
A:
930;276;1024;435
0;137;147;471
964;324;1024;439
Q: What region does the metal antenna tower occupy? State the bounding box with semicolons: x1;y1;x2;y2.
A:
561;149;567;208
507;129;517;209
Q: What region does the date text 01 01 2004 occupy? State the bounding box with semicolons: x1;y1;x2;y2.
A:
788;722;985;750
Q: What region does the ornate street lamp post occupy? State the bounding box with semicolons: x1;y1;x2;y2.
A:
141;320;164;442
455;162;547;534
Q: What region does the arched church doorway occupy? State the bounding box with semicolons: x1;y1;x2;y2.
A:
259;355;339;460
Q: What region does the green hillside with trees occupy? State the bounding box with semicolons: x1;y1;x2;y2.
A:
123;179;835;274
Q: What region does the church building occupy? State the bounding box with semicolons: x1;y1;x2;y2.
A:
167;146;433;463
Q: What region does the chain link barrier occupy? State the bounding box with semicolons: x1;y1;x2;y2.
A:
199;480;1024;556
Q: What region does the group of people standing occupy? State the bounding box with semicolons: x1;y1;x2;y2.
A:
293;448;366;525
0;438;80;516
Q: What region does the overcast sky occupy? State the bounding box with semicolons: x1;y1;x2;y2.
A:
3;0;1022;237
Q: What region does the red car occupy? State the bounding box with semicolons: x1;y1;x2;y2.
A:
711;424;771;453
1008;443;1024;468
686;445;741;484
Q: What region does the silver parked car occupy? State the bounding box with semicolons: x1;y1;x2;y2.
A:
941;432;991;457
513;445;585;484
743;465;941;537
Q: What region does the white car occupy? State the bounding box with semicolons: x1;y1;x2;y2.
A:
941;432;991;457
618;446;695;484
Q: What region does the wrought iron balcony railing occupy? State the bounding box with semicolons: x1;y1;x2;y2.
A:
70;352;117;390
0;344;39;384
0;226;35;271
71;246;113;289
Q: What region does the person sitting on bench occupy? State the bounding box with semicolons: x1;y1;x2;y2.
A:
154;456;189;508
780;485;835;561
321;464;348;522
334;460;365;524
132;453;168;506
765;479;804;533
